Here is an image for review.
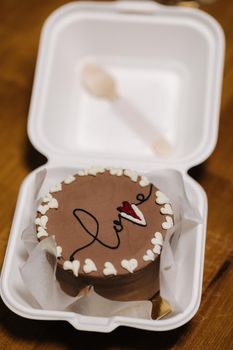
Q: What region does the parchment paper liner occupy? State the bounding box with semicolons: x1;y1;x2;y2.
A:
20;167;202;320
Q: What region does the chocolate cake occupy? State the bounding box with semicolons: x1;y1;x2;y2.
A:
35;168;174;301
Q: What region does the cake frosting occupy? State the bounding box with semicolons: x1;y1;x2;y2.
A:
35;168;174;301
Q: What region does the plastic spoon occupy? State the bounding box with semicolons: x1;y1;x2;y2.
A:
82;63;172;156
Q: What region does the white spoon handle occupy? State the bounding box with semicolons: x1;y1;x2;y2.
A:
112;98;172;156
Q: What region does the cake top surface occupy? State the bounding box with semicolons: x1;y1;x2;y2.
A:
35;168;174;277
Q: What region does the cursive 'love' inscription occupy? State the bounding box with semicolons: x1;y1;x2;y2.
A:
69;184;152;261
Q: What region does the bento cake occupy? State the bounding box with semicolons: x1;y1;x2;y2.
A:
35;168;174;301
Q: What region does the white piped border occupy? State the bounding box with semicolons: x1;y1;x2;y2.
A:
35;193;59;239
64;175;76;184
50;183;62;193
35;168;173;277
109;168;123;176
124;169;138;182
37;204;49;215
143;232;164;261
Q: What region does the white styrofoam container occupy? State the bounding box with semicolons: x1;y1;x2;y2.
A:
0;1;224;332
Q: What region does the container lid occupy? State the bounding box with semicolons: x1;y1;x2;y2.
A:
28;1;225;172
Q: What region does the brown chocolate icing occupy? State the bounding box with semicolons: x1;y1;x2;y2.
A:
37;170;173;301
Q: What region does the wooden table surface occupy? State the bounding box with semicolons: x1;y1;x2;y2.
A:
0;0;233;349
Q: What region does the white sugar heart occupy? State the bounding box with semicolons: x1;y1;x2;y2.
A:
109;168;123;176
153;244;161;255
37;226;48;239
63;260;80;277
162;216;174;230
37;204;49;215
151;232;163;246
64;175;76;184
160;203;173;215
83;259;97;274
50;183;62;193
34;218;40;225
35;215;48;229
72;260;80;276
143;249;155;262
88;167;98;176
40;215;48;228
139;176;150;187
77;169;88;176
121;258;138;273
124;169;138;182
43;193;52;203
103;262;117;276
48;198;58;209
56;246;62;258
155;191;170;205
63;261;72;271
88;167;105;176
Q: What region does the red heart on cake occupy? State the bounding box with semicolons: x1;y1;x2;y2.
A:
117;201;140;220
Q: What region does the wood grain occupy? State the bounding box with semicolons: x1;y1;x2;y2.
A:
0;0;233;349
